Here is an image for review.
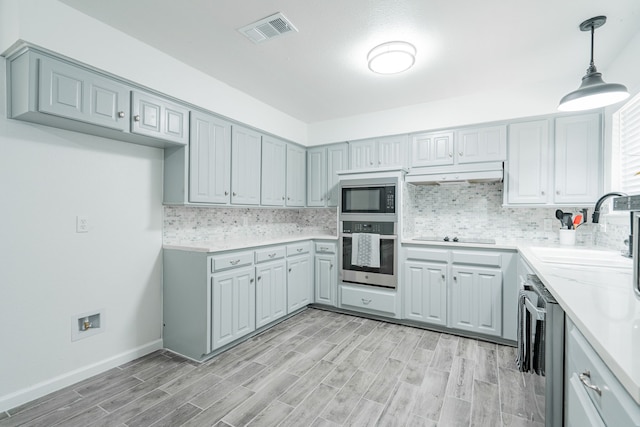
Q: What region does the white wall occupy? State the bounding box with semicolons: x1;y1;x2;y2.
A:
0;57;164;410
0;0;308;145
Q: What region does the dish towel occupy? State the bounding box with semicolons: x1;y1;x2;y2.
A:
533;316;546;375
351;233;381;268
515;289;538;373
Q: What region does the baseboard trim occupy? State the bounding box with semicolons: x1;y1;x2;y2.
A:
0;339;163;413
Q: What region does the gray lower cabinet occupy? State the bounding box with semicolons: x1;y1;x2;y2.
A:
314;242;337;306
565;318;640;426
211;265;256;350
255;246;287;328
286;242;313;313
403;245;516;340
8;47;189;148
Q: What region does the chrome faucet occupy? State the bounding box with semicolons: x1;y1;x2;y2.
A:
592;192;627;223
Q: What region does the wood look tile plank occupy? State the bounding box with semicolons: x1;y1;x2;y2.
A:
183;386;254;427
456;337;479;360
322;332;366;364
245;400;294;427
279;383;337;427
50;404;107;427
356;324;391;352
321;370;376;425
497;345;518;370
89;389;170;427
363;358;406;404
160;363;222;395
278;360;335;407
501;413;545;427
322;348;370;389
446;357;475;401
470;380;501;427
324;321;362;344
439;396;471;426
376;381;419;426
151;402;201;427
417;330;441;351
0;391;83;427
430;335;458;372
411;368;450;422
406;414;438;427
475;346;499;385
400;348;434;386
310;417;341;427
190;379;238;410
359;340;398;373
498;367;531;420
343;398;384;427
222;373;297;426
389;332;421;362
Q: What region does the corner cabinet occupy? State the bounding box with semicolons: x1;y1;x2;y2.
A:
505;112;602;206
8;48;189;148
307;143;348;207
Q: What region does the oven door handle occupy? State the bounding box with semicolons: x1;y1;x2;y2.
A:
524;296;546;321
341;233;397;239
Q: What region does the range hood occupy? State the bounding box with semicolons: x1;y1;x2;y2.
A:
405;162;503;185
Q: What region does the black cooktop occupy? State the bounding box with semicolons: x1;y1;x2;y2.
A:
413;236;496;244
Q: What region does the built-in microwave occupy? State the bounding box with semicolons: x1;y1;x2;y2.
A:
340;180;396;220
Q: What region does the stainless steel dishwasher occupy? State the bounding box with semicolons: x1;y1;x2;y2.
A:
517;270;565;426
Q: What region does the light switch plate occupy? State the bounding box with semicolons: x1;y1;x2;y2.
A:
76;215;89;233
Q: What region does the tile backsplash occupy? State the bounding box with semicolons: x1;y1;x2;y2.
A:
163;206;337;244
403;182;628;251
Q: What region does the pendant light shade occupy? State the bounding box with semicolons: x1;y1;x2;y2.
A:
558;16;629;111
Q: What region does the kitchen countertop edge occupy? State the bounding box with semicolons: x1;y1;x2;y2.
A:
163;234;338;253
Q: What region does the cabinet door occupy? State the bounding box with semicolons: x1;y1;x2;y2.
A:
38;56;129;131
326;143;348;207
131;90;189;145
189;111;232;204
404;261;447;326
307;147;326;207
287;256;312;313
349;140;376;169
286;144;306;207
450;266;502;336
315;254;336;306
506;120;549;204
566;374;606;427
231;126;262;205
411;132;454;167
554;113;601;204
456;125;506;164
256;261;287;328
211;266;256;350
261;136;286;206
378;135;407;168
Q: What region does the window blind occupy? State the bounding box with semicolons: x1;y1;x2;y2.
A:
619;93;640;194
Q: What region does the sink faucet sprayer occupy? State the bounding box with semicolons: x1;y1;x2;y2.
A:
592;192;627;223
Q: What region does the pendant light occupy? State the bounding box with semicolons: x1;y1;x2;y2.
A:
558;16;629;111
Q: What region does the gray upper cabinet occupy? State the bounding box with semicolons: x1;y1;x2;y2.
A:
231;126;262;205
307;143;348;207
131;90;189;146
286;144;306;207
189;111;232;204
410;131;454;167
8;47;189;148
350;135;407;170
455;125;507;164
506;120;550;205
38;55;130;132
261;136;287;206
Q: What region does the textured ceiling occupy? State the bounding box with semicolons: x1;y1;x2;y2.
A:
59;0;640;123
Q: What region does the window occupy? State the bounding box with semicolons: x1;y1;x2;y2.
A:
615;91;640;194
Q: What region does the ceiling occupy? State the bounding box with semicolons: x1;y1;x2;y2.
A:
59;0;640;124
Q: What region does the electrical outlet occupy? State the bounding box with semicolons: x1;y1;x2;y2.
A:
76;215;89;233
543;218;553;232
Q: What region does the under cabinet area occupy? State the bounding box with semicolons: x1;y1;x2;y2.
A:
402;244;516;341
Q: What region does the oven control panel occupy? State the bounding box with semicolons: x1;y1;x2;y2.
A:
342;221;395;235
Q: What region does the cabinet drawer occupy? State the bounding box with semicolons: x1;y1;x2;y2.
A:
451;251;501;267
566;319;640;427
255;246;286;263
210;251;254;272
405;247;448;262
341;285;397;315
315;242;337;254
287;241;312;257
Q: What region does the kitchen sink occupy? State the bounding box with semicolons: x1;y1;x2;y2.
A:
528;246;632;269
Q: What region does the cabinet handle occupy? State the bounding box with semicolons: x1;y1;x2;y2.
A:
441;274;445;279
117;111;125;118
268;253;276;258
449;152;453;157
257;276;261;280
229;259;240;265
282;196;285;200
233;192;237;196
133;115;140;122
297;248;303;252
556;190;561;195
330;264;333;269
320;197;323;201
459;152;463;156
287;197;290;200
453;276;457;281
250;278;254;283
288;268;292;273
579;371;602;395
378;160;381;164
361;298;372;305
541;191;545;196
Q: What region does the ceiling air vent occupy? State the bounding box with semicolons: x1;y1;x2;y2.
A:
238;12;298;44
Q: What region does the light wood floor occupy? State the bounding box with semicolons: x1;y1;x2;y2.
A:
0;308;545;427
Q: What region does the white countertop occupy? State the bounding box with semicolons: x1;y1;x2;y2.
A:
402;237;519;251
163;234;338;253
518;244;640;404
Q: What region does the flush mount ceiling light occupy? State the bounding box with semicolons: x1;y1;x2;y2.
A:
558;16;629;111
367;41;416;74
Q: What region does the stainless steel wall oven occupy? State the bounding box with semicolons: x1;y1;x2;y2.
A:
340;221;397;288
